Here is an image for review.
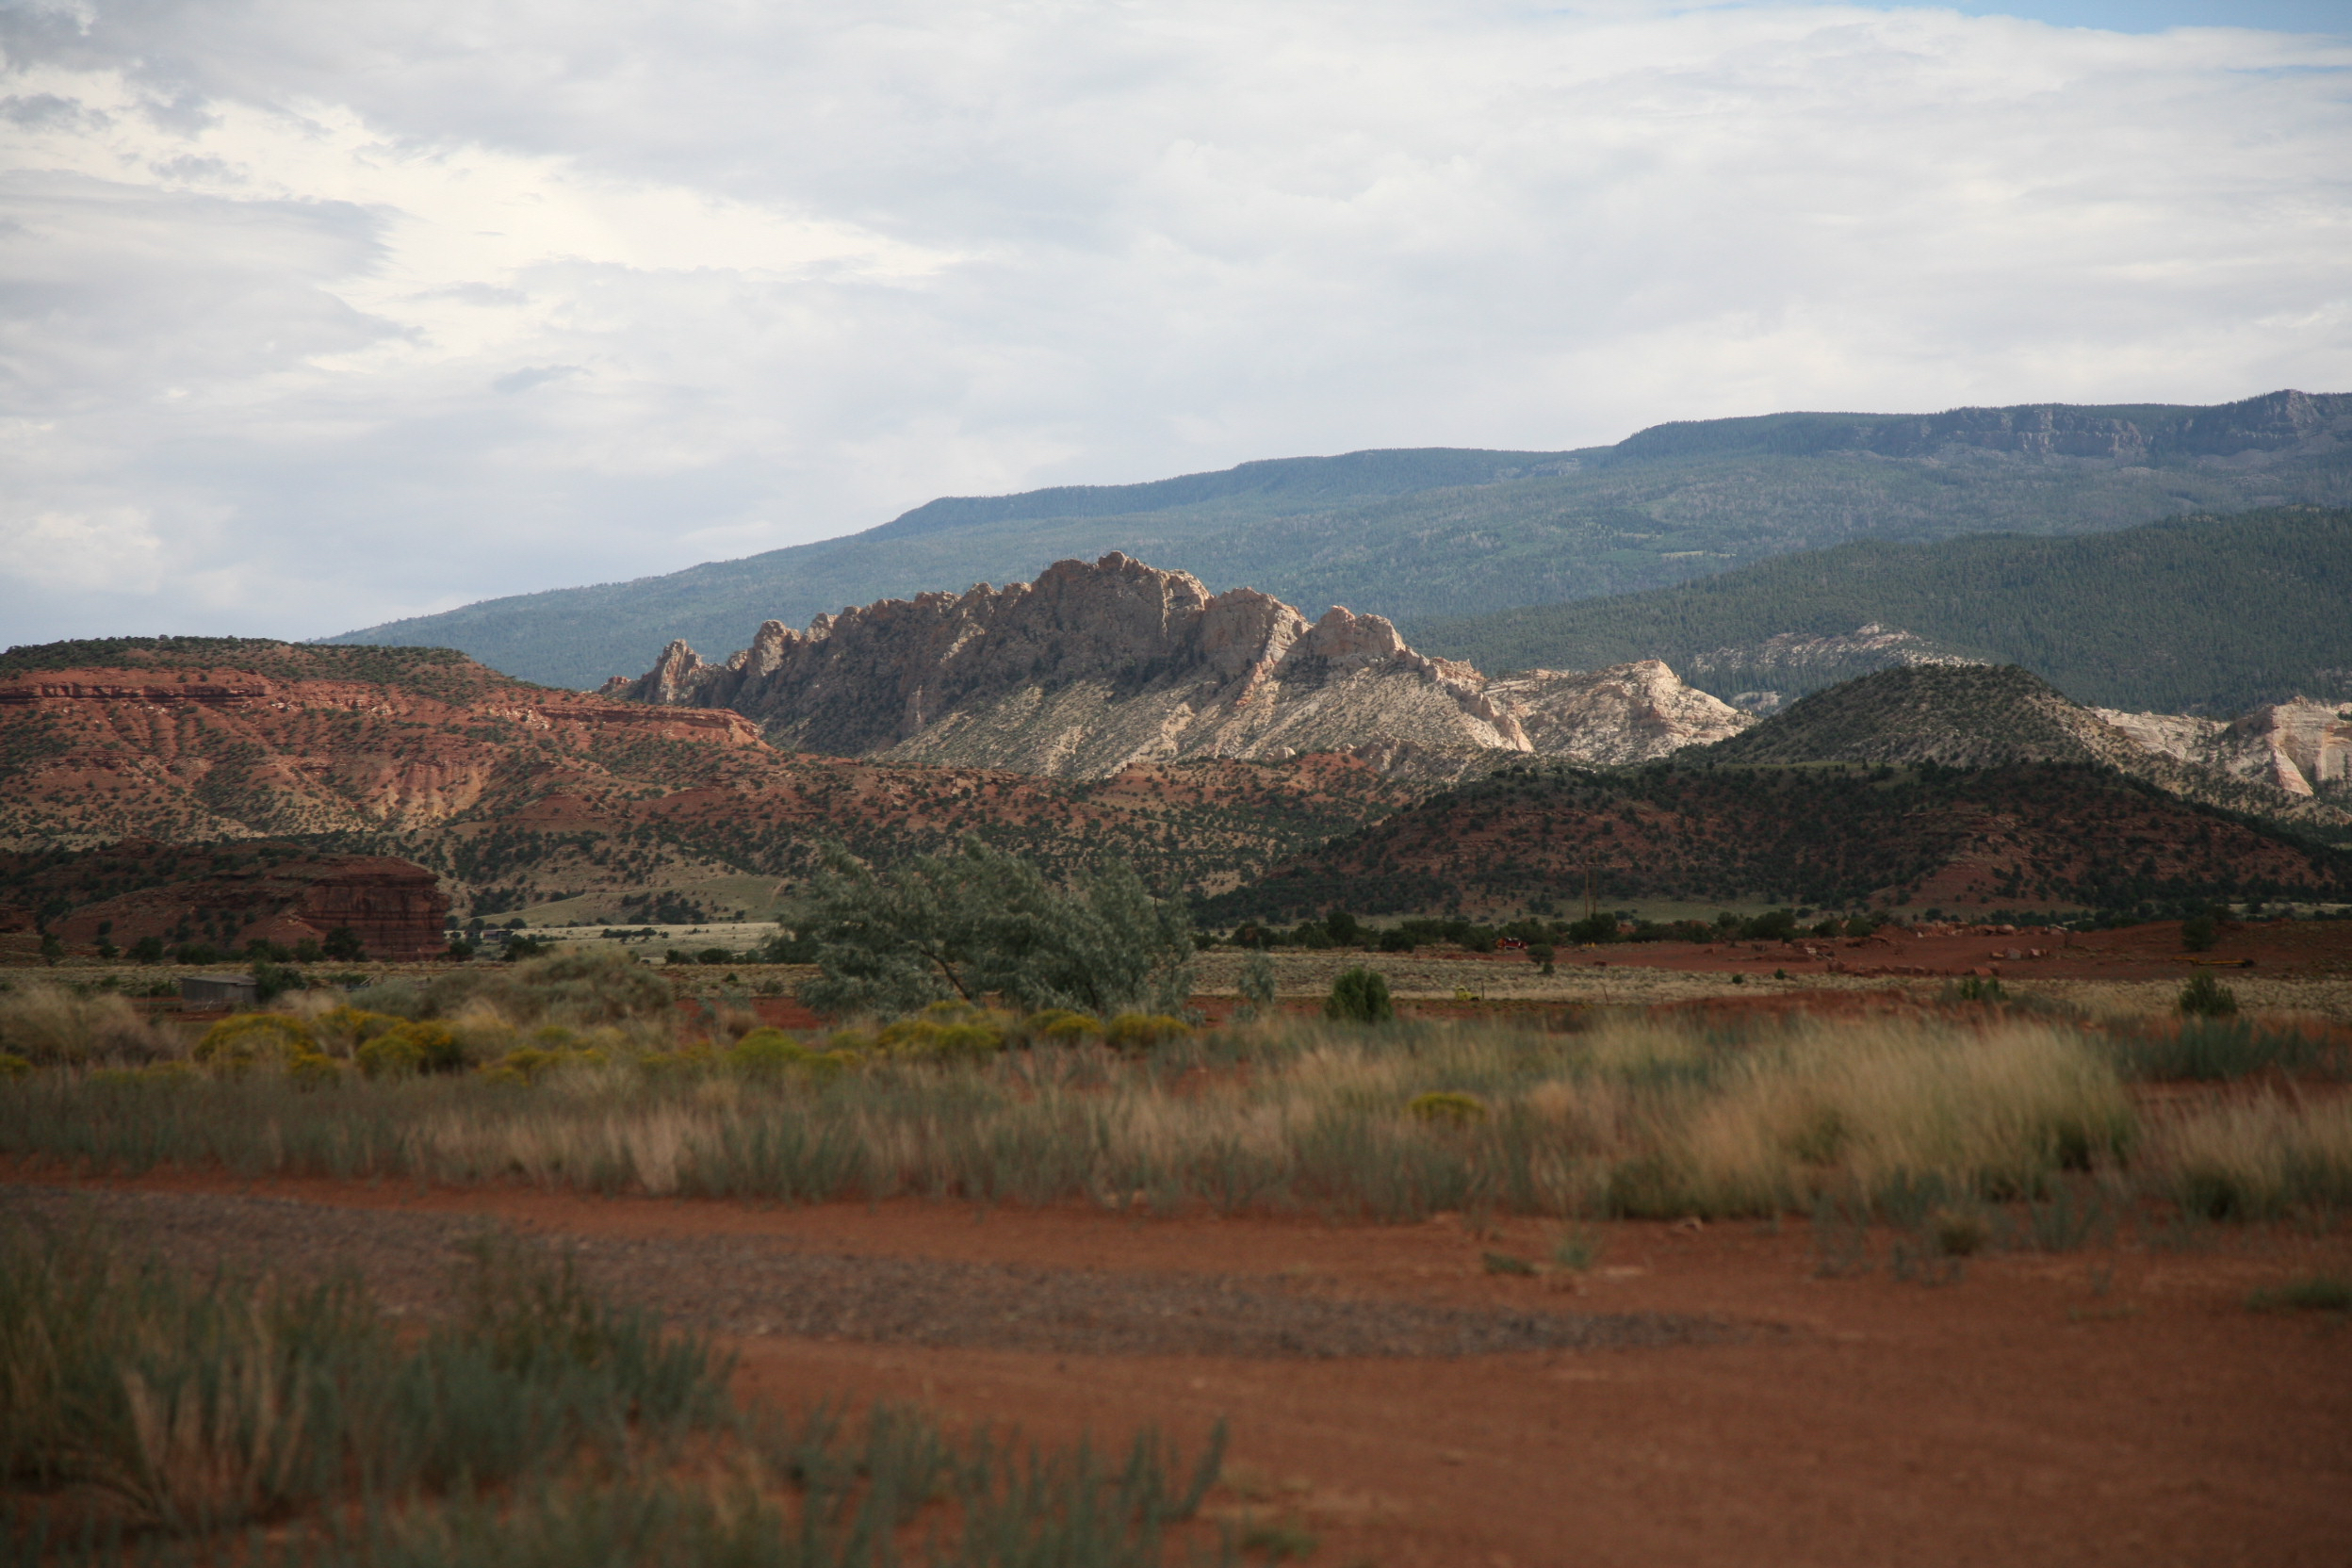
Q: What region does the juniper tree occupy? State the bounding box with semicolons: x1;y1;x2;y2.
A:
791;839;1195;1020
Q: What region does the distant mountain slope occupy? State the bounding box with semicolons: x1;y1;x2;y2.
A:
1405;507;2352;714
1692;665;2351;837
327;390;2352;691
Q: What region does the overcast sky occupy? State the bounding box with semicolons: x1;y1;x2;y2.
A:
3;0;2347;645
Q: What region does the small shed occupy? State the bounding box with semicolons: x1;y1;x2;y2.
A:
180;973;259;1007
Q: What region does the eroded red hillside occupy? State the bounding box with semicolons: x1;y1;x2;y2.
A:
0;640;1416;924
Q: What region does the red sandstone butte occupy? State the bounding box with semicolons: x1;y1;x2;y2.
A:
47;846;450;962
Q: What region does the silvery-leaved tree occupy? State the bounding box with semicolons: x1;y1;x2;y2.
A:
791;840;1195;1021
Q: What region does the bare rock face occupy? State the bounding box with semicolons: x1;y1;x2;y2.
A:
604;554;1748;777
1488;661;1753;764
2099;700;2352;799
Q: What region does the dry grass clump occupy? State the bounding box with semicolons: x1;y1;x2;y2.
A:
0;985;170;1067
0;1224;1222;1564
2154;1094;2352;1219
1626;1020;2135;1217
0;1222;725;1534
354;947;675;1031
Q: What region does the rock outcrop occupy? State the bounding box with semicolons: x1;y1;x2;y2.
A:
2098;700;2352;800
601;554;1751;777
1486;661;1755;765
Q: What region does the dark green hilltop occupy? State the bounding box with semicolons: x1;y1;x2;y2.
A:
325;390;2352;694
1405;506;2352;715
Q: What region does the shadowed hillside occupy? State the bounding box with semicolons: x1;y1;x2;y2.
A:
1206;761;2352;923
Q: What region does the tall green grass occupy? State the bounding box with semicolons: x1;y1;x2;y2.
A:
2107;1019;2341;1083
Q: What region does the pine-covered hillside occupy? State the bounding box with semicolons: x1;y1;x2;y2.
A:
1404;507;2352;714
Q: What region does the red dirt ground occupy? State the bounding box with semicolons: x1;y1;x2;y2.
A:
30;1166;2351;1568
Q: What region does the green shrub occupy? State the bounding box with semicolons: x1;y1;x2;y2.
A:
791;839;1195;1020
1024;1008;1103;1044
251;960;307;1003
193;1013;318;1075
877;1004;1006;1063
1237;952;1279;1015
2180;913;2218;952
1565;912;1616;945
1930;1208;1993;1257
1103;1012;1189;1050
2112;1019;2323;1081
355;1021;464;1078
1548;1227;1603;1270
1324;967;1394;1024
2179;972;2239;1018
1407;1090;1487;1126
2246;1275;2352;1314
727;1027;808;1073
480;1045;605;1085
285;1051;347;1088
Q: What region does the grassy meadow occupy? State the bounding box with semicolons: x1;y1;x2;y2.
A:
3;953;2345;1233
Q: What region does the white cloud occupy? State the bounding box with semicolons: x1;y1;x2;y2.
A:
0;0;2346;644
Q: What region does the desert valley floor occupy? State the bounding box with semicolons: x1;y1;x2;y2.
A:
8;1149;2348;1567
6;918;2351;1564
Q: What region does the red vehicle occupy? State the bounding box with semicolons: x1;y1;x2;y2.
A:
1494;937;1527;951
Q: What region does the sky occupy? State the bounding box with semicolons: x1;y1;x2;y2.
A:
2;0;2348;645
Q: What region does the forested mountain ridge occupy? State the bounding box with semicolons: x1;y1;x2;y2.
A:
327;389;2352;691
1404;507;2352;715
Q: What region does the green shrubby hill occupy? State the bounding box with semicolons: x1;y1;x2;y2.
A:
1405;507;2352;714
327;391;2352;691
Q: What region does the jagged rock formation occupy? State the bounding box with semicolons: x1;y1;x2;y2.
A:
603;555;1750;778
2099;701;2352;800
